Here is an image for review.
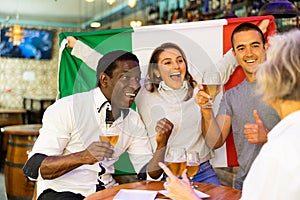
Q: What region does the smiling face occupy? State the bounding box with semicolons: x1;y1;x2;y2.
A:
155;48;187;89
103;60;141;110
232;30;266;82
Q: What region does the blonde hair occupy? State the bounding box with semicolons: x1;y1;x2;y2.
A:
256;29;300;104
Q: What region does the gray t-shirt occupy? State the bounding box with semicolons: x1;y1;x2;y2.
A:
218;79;280;190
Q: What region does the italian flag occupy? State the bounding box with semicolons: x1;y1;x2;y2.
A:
58;15;276;172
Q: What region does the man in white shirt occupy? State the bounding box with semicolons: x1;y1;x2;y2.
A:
23;50;173;200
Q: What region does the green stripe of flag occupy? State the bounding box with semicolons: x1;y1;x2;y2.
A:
58;28;133;98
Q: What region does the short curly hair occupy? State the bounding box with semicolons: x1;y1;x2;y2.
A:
96;50;139;87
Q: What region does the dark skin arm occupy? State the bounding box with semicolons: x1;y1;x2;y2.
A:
147;118;173;179
40;141;113;179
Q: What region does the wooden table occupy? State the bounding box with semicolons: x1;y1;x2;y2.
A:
85;181;241;200
0;108;26;165
0;108;26;127
3;124;42;200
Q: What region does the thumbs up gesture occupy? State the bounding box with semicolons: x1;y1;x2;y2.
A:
244;110;269;145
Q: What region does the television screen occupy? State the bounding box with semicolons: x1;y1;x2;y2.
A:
0;27;53;60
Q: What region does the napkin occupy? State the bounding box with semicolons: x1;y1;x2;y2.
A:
113;189;157;200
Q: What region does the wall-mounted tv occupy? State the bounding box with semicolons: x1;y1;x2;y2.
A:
0;27;53;60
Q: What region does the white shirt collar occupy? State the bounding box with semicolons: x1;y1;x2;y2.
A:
158;80;188;92
93;87;110;113
93;87;128;121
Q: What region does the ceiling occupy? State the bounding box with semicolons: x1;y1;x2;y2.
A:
0;0;143;29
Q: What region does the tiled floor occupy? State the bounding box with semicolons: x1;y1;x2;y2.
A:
0;164;35;200
0;168;7;200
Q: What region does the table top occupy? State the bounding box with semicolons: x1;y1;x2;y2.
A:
0;108;26;113
23;96;56;101
2;124;42;135
84;181;241;200
0;108;26;127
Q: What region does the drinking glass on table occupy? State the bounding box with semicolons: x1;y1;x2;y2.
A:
186;151;201;187
164;147;187;177
200;72;222;108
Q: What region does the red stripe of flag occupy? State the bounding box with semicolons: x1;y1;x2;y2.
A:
223;16;276;167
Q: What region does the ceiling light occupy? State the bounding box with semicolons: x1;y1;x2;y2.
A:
106;0;116;5
85;0;95;2
90;22;101;28
128;0;136;8
259;0;299;18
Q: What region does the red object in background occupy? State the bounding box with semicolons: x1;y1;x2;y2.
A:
5;88;12;93
223;16;276;167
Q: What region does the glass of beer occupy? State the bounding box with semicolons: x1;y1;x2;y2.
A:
99;130;119;146
99;123;119;160
186;151;201;187
201;72;222;108
164;147;187;177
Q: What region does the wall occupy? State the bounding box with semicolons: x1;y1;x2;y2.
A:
0;26;79;109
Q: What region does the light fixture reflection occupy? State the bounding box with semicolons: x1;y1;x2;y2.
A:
130;20;142;28
5;24;26;46
106;0;116;5
128;0;136;8
90;22;101;28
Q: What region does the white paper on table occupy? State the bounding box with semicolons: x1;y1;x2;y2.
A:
113;189;158;200
158;189;210;199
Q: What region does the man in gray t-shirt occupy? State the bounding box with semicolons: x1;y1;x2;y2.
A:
218;79;279;189
195;22;280;190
